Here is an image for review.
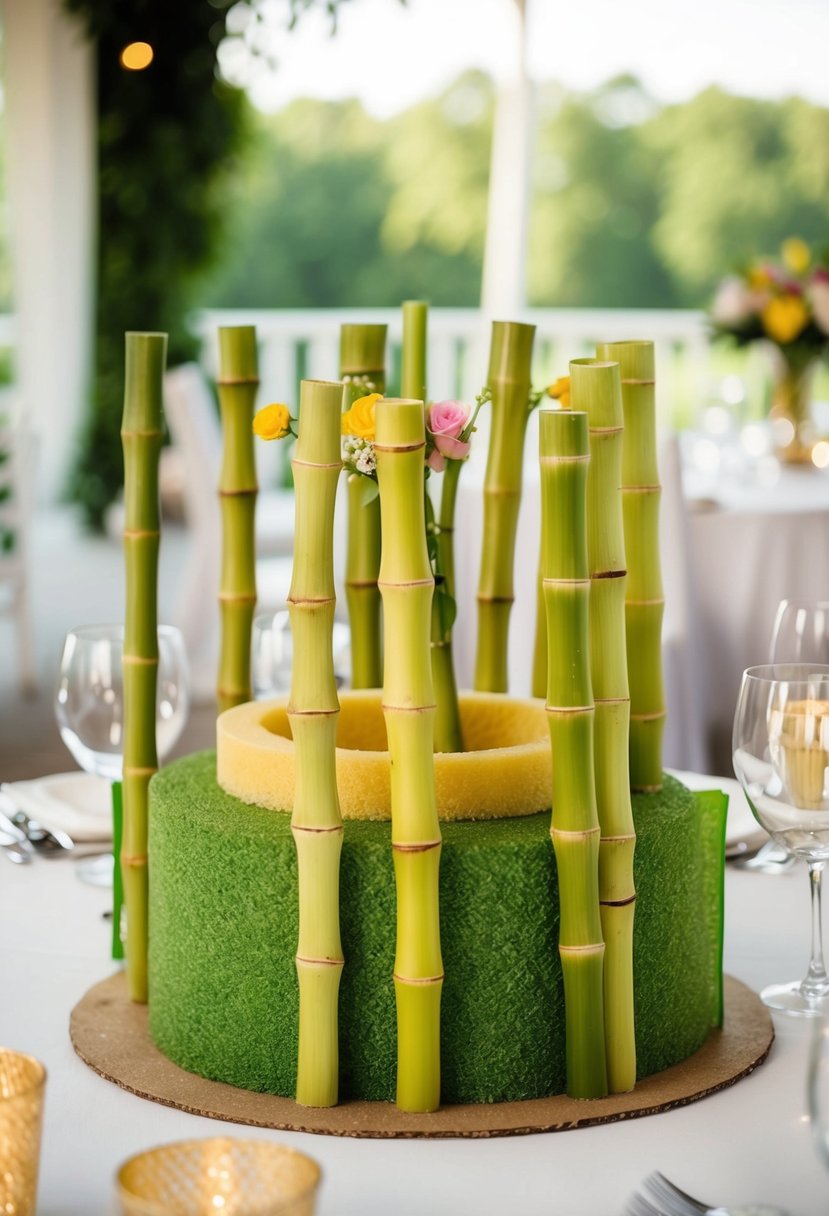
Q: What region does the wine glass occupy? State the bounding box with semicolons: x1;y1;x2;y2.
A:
251;610;351;698
54;623;190;892
808;1017;829;1171
733;663;829;1015
771;599;829;665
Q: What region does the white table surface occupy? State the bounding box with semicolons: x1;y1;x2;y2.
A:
2;773;828;1216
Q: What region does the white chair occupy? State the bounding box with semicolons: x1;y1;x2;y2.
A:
0;400;37;694
163;364;295;699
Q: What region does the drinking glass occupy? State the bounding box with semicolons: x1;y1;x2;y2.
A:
733;663;829;1015
116;1137;320;1216
808;1017;829;1171
771;599;829;666
55;623;190;779
252;611;350;698
54;624;190;895
0;1048;46;1216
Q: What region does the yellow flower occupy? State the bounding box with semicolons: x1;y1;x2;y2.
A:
782;237;811;276
342;392;382;440
547;376;571;409
253;403;292;441
761;293;810;345
747;263;773;290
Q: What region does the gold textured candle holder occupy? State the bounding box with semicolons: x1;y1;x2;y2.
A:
0;1047;46;1216
775;699;829;809
116;1137;321;1215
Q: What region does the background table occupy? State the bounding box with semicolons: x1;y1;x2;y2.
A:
2;773;828;1215
683;462;829;773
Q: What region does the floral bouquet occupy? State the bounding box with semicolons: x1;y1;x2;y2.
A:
710;237;829;460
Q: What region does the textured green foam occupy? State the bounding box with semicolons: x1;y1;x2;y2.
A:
148;755;726;1104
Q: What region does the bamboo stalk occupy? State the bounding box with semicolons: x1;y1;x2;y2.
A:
375;396;443;1113
570;357;637;1094
597;340;664;792
540;408;607;1099
340;324;387;689
475;320;536;692
288;378;346;1108
401;300;428;404
432;456;464;753
531;536;547;700
217;326;259;714
121;330;167;1003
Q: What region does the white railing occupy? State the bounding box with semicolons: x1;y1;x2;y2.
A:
194;307;711;424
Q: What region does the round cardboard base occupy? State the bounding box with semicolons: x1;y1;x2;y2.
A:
70;973;773;1139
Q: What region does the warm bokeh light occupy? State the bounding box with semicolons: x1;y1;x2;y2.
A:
120;42;154;71
812;441;829;469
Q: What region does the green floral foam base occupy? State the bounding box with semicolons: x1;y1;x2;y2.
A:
148;755;726;1105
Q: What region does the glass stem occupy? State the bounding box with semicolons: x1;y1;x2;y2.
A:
802;861;829;999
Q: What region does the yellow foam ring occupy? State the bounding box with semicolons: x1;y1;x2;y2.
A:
217;690;551;822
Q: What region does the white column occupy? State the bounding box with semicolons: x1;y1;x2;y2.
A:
2;0;96;502
480;0;533;318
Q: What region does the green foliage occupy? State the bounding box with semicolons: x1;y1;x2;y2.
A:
64;0;249;529
202;73;492;308
647;88;829;303
205;72;829;316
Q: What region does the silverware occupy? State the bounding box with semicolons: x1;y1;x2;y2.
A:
0;831;32;864
10;809;75;856
0;809;33;865
0;796;104;860
626;1171;789;1216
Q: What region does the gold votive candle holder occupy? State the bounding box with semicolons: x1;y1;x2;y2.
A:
775;698;829;809
116;1137;321;1216
0;1047;46;1216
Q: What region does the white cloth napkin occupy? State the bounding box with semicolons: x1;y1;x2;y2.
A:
669;768;759;846
1;773;113;843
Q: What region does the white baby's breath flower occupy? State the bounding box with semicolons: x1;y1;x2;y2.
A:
355;444;377;475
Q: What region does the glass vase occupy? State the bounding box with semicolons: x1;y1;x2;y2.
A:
769;351;818;464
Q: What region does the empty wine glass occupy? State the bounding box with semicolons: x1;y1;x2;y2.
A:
771;600;829;666
252;610;351;698
54;624;189;893
733;663;829;1016
808;1017;829;1172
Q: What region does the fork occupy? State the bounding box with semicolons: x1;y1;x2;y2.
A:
625;1171;790;1216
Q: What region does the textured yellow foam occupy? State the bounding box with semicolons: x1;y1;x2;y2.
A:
216;690;551;822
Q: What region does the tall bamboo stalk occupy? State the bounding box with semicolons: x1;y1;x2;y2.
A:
531;537;547;700
375;396;443;1113
540;407;607;1099
121;330;167;1003
217;326;258;714
340;324;387;689
400;298;462;752
475;320;536;692
401;300;428;404
597;340;664;792
288;378;346;1107
570;357;637;1094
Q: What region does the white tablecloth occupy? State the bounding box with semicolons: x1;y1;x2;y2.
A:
684;465;829;773
1;772;827;1215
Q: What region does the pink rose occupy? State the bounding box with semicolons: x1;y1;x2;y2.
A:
426;400;471;470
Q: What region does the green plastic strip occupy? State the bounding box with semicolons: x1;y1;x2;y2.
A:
111;780;125;961
694;788;729;1027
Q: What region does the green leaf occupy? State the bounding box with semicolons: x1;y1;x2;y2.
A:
360;477;380;506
